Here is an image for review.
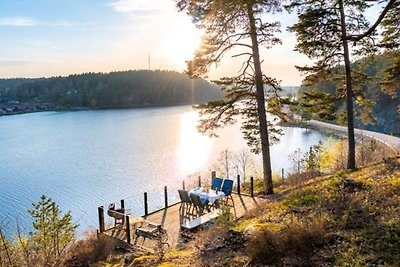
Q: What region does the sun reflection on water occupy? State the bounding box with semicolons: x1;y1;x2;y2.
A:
177;111;212;175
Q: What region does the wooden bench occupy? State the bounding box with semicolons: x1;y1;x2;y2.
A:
181;209;222;230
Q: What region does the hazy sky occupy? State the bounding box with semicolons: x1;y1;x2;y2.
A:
1;0;378;86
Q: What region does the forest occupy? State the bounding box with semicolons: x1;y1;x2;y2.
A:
0;70;223;109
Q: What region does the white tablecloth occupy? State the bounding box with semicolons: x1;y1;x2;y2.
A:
189;188;225;204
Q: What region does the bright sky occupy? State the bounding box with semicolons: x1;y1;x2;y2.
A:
0;0;315;86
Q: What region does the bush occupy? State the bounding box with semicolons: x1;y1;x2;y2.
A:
283;221;326;258
246;220;327;265
246;227;283;265
65;231;116;266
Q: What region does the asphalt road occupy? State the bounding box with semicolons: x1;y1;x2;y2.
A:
309;120;400;153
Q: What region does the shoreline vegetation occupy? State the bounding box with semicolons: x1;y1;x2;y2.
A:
0;102;195;117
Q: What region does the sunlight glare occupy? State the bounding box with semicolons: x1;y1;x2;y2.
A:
177;111;211;175
160;23;202;69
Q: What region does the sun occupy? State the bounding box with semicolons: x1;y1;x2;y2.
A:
160;21;203;70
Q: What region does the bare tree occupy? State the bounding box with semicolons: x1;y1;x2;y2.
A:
234;148;254;183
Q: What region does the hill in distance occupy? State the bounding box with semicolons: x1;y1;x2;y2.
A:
0;70;223;109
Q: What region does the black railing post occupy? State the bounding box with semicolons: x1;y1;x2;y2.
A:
144;192;148;217
164;186;168;208
250;176;254;197
98;206;105;233
125;215;131;244
120;199;125;210
198;176;201;187
237;175;241;195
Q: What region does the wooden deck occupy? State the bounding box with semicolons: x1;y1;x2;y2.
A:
102;194;267;249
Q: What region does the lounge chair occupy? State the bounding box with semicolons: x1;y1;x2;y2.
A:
211;177;223;191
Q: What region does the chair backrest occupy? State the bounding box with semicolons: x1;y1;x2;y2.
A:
107;208;124;219
190;193;205;208
178;189;191;203
221;179;234;196
211;177;223;191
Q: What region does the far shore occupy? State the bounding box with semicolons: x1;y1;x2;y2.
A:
0;103;197;117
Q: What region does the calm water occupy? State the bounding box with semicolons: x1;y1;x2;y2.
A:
0;106;330;235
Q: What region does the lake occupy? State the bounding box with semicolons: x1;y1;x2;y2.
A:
0;106;330;235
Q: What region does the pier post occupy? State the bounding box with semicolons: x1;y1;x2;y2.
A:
282;168;285;181
125;215;131;245
144;192;148;217
250;177;254;197
182;180;185;190
98;206;105;233
164;186;168;208
237;175;241;195
198;176;201;187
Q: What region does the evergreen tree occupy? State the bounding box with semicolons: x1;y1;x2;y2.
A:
28;195;78;263
177;0;287;194
381;1;400;103
287;0;397;170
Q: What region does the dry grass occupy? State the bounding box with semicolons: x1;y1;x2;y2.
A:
65;231;117;266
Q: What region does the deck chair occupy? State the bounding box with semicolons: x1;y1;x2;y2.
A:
178;189;194;216
190;193;209;217
221;179;234;205
211;177;223;191
134;220;169;249
107;203;125;228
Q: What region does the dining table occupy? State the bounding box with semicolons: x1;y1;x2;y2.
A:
189;187;225;205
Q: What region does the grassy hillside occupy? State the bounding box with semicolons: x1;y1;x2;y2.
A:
97;157;400;266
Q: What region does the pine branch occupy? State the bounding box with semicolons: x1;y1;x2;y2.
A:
346;0;397;42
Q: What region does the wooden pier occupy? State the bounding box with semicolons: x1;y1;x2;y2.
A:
100;193;267;248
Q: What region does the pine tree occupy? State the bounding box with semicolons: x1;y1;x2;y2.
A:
287;0;397;170
381;1;400;102
28;195;78;263
176;0;288;194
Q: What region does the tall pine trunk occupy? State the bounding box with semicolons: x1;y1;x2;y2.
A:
339;0;356;170
247;4;274;194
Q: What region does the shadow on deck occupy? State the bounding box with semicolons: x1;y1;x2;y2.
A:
101;194;267;249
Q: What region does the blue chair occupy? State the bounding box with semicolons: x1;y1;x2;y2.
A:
211;177;223;191
221;179;234;205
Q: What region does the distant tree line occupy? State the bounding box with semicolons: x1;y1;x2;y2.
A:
0;70;223;108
